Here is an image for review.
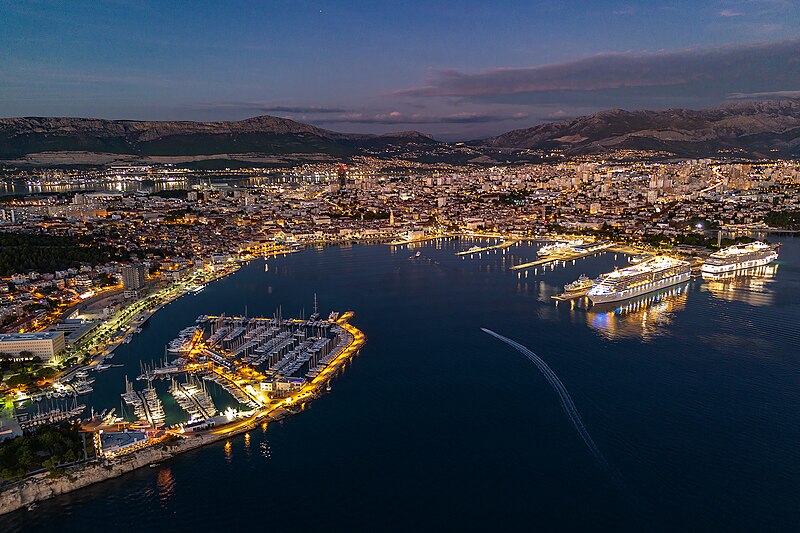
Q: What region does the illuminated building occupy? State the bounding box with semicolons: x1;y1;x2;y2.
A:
0;331;66;362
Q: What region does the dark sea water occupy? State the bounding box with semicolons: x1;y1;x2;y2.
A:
3;237;799;532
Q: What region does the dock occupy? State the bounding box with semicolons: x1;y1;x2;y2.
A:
170;376;216;420
510;247;605;271
509;241;642;271
388;234;454;246
551;291;590;301
456;239;517;256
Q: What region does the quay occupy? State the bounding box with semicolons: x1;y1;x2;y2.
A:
55;261;242;384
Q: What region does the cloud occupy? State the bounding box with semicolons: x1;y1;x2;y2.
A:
718;9;743;16
719;0;794;15
191;102;346;114
392;39;800;107
255;105;346;114
314;111;531;125
727;90;800;99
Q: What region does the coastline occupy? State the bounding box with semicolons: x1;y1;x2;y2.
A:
0;313;365;516
0;235;698;516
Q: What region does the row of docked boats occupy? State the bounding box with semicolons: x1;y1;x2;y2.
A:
169;375;217;421
121;377;166;428
15;397;87;430
167;326;199;353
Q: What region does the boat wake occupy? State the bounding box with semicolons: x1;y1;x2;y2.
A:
481;328;608;468
484;328;651;518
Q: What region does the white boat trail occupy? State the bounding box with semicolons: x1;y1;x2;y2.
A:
481;327;608;468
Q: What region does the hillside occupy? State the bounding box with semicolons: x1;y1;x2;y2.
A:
480;99;800;158
0;115;437;165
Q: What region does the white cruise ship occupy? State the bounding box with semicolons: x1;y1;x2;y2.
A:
588;256;691;304
537;239;584;257
701;241;778;274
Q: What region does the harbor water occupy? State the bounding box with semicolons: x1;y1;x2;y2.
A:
2;237;799;531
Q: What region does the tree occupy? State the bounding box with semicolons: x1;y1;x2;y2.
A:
6;373;31;387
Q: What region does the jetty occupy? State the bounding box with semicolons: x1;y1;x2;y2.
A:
551;291;590;301
169;375;217;420
510;240;616;271
456;239;517;256
121;377;166;428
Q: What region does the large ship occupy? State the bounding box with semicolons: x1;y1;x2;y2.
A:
537;239;584;258
588;256;691;304
701;241;778;275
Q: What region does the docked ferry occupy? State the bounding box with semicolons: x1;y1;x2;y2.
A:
588;256;691;304
701;242;778;275
564;274;594;294
537;239;584;257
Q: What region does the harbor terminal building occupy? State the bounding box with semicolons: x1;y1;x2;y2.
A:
0;331;66;362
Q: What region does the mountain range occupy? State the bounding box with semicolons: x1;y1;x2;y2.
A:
0;115;437;166
481;99;800;158
1;99;799;166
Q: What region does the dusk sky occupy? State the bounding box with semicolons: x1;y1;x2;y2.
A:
2;0;800;139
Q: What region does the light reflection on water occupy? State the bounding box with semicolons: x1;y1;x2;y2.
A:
259;441;271;460
0;175;299;196
0;178;193;196
156;468;176;505
586;283;689;341
701;264;779;306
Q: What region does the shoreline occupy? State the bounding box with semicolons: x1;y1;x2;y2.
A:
0;313;365;516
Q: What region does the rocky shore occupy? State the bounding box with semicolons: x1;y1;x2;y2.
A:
0;447;171;515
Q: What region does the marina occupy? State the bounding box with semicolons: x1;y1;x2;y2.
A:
192;305;350;384
15;400;86;431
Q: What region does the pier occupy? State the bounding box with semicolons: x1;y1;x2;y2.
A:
388;234;454;246
456;239;518;256
121;378;165;428
169;376;216;420
510;244;611;271
551;291;590;301
509;241;647;271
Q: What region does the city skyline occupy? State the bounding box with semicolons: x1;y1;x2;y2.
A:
3;2;800;529
2;0;800;139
